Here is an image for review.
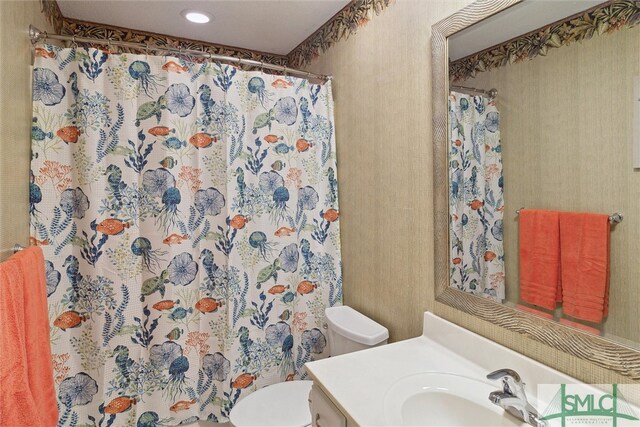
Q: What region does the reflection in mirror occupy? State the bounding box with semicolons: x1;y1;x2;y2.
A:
446;0;640;348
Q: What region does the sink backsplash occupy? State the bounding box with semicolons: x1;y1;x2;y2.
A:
425;313;579;399
428;310;640;406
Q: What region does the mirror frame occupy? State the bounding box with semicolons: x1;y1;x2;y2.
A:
431;0;640;380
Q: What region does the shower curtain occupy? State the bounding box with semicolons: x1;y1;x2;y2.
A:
448;91;504;303
30;45;342;426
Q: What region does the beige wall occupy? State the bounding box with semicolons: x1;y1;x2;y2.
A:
465;25;640;344
305;0;639;390
305;0;474;342
0;0;54;261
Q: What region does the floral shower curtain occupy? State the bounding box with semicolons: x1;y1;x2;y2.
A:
30;44;342;426
448;91;504;303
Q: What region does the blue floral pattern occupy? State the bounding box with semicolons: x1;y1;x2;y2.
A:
273;97;298;125
143;168;176;198
278;244;299;273
194;188;225;216
57;373;98;407
33;68;66;106
449;92;505;302
298;186;319;211
301;328;327;354
165;83;195;117
32;45;342;426
202;352;230;382
150;341;183;370
59;187;90;219
45;260;61;297
167;252;198;286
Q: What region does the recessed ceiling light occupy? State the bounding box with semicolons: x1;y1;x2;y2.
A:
181;10;212;24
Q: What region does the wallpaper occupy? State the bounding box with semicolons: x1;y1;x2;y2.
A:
287;0;394;68
0;2;55;262
304;0;640;393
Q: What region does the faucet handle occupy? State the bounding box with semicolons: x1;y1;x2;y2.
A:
487;369;527;400
487;368;522;383
487;369;544;427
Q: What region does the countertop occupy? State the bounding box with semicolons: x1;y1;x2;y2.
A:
305;312;583;426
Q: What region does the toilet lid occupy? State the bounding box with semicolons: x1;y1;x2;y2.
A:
229;380;313;427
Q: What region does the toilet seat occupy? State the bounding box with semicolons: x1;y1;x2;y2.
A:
229;380;313;427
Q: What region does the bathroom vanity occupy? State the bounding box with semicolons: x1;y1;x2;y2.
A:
306;312;637;426
308;383;347;427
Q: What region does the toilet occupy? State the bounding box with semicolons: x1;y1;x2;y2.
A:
229;305;388;427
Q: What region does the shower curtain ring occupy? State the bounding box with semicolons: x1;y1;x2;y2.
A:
145;43;150;58
71;35;77;48
260;61;264;74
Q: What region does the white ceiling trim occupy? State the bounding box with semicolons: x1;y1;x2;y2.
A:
57;0;352;56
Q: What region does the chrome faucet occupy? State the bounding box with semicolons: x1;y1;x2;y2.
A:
487;369;546;427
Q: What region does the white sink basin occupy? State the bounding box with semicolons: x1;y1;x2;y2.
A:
305;313;589;426
384;372;527;426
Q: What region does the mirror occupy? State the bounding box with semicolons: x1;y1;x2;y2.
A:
432;0;640;379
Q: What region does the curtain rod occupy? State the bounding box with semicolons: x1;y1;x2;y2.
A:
29;25;332;82
451;84;497;99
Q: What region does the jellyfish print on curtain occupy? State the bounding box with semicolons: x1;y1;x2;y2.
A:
30;44;342;426
448;91;505;303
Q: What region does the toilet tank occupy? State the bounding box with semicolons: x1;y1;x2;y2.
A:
325;306;389;356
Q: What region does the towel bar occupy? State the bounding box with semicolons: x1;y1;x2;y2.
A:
515;208;623;225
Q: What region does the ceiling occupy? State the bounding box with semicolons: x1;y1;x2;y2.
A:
57;0;352;55
448;0;604;61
